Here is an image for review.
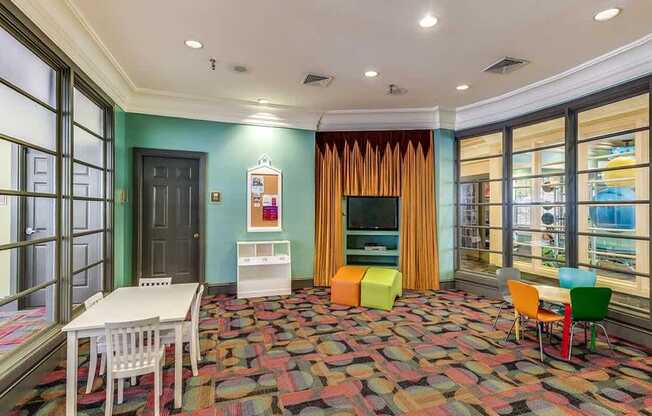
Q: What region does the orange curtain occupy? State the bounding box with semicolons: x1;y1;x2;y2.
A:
314;130;439;290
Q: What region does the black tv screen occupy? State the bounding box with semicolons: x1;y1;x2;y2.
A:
347;197;398;230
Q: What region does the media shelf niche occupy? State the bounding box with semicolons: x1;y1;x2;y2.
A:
237;240;291;299
344;197;400;268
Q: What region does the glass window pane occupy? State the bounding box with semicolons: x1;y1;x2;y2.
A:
458;182;502;205
513;118;565;152
578;131;648;171
0;83;56;151
578;167;649;202
513;176;565;204
0;283;56;358
578;236;649;277
0;196;56;245
0;242;56;304
73;163;104;199
578;204;648;238
459;206;502;228
73;126;103;167
73;200;104;232
460;133;502;160
513;231;565;261
460;157;503;180
73;263;103;306
514;256;564;281
513;146;565;178
74;88;104;137
578;94;649;140
73;232;104;273
460;248;502;274
0;27;56;108
513;205;565;231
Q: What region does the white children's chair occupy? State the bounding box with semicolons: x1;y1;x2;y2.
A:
104;316;165;416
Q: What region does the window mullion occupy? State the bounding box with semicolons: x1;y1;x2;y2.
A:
566;107;578;268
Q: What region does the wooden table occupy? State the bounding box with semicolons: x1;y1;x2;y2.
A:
533;285;571;359
63;283;199;415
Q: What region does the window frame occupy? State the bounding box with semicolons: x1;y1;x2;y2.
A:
0;1;115;391
455;76;652;330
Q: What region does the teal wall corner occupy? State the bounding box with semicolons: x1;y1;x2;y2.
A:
434;129;455;282
117;113;315;286
112;106;131;288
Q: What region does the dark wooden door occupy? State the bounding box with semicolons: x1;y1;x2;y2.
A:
141;156;200;283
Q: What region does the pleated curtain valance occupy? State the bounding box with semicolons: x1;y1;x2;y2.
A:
314;130;439;290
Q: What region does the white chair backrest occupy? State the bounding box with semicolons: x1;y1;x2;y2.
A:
139;277;172;287
84;292;104;309
191;285;205;327
105;317;160;371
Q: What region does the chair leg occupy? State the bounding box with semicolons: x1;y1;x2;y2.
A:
105;374;113;416
493;302;505;328
117;378;124;404
86;339;97;394
196;331;202;361
190;337;199;377
99;352;106;375
154;365;161;416
537;322;544;362
568;322;577;360
595;322;613;356
131;376;136;386
584;323;588;347
504;317;517;342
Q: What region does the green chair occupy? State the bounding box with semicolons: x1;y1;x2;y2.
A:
568;287;613;359
360;268;402;311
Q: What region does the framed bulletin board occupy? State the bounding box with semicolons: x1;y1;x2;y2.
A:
247;154;282;232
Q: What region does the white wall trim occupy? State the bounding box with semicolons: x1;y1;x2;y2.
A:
455;33;652;130
318;107;455;131
11;1;652;132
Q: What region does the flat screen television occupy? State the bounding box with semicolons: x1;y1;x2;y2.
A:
347;197;398;231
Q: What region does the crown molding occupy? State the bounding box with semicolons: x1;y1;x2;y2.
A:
318;107;455;131
456;33;652;130
10;0;132;108
129;88;322;131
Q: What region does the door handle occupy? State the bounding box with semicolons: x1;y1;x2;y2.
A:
193;233;200;239
25;227;38;236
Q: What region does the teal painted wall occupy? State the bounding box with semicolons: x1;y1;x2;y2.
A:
114;113;315;286
113;106;130;287
435;129;455;282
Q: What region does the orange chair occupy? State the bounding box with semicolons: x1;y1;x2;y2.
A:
330;266;368;307
505;281;564;361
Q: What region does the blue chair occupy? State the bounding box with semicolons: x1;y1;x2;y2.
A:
559;267;596;289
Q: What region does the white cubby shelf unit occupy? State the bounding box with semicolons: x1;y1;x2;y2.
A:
236;240;292;299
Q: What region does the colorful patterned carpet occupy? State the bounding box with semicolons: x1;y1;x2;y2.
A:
7;288;652;415
0;307;48;359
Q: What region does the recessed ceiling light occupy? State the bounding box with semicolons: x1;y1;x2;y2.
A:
593;8;621;21
364;70;379;78
456;84;470;91
419;14;438;28
184;40;203;49
256;98;269;105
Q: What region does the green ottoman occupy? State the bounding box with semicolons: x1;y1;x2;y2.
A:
360;268;402;310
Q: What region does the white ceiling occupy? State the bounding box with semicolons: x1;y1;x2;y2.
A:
66;0;652;113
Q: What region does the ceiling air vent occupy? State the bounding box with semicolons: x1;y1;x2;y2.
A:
484;57;529;74
302;73;334;87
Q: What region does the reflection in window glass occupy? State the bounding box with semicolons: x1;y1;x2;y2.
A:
513;231;565;262
578;167;649;202
74;88;104;136
578;236;648;277
0;84;56;151
513;118;565;152
0;26;56;107
578;94;649;140
460;248;502;274
513;176;565;204
578;204;648;238
512;147;565;178
73;126;104;167
460;132;502;160
578;131;649;171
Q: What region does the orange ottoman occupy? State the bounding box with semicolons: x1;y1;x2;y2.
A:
330;266;368;307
